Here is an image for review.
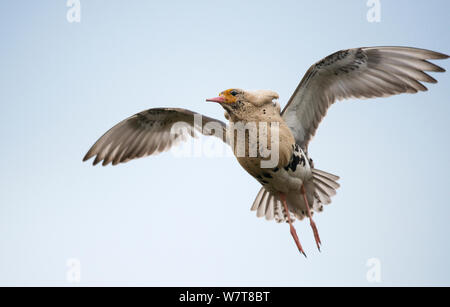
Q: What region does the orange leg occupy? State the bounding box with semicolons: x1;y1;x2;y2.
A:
279;193;307;257
301;185;322;251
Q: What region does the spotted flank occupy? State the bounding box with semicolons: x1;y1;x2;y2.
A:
284;144;307;172
254;144;312;193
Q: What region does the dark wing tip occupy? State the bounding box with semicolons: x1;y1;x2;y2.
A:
82;153;91;162
92;156;102;166
432;65;446;73
425;50;449;60
436;52;450;60
434;63;446;73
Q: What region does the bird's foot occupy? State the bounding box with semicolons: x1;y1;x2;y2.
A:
280;193;307;257
289;224;307;257
310;220;321;252
301;184;322;252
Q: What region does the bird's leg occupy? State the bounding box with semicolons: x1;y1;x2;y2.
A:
301;185;321;251
279;193;307;257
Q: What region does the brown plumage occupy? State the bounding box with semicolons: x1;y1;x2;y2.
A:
83;46;448;255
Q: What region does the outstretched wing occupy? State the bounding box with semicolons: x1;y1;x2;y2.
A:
282;47;449;150
83;108;227;166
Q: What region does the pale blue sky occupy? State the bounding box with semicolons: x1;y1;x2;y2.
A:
0;0;449;286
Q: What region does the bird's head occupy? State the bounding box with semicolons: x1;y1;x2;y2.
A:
206;89;280;121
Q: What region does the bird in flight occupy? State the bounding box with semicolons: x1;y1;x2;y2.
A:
83;46;448;256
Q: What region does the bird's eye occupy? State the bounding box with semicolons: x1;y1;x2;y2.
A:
230;90;238;96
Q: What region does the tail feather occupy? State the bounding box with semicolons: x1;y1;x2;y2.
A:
256;191;270;218
314;180;336;198
265;194;275;220
311;168;340;181
313;172;340;190
251;188;265;211
311;168;340;212
251;188;295;223
250;168;340;223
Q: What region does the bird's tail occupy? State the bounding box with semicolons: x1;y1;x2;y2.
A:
251;187;290;223
250;168;340;222
310;168;340;212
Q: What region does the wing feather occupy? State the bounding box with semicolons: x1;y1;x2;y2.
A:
282;47;448;149
83;108;227;166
